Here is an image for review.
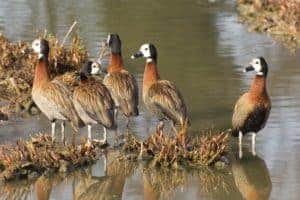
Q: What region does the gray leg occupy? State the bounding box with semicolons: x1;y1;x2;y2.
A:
114;109;118;121
171;121;177;134
139;142;144;158
252;132;257;156
238;131;243;159
126;117;130;128
61;121;65;143
101;127;107;143
93;126;107;144
103;154;107;174
87;125;92;146
51;121;56;141
157;121;164;136
93;127;107;144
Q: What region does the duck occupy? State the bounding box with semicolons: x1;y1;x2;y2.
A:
131;43;189;133
232;57;271;158
73;61;116;145
91;34;139;127
31;38;83;142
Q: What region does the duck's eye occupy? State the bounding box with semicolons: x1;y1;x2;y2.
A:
145;48;148;51
35;43;39;46
255;61;259;64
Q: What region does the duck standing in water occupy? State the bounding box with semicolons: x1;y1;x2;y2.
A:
232;57;271;158
31;39;83;142
131;43;189;133
73;61;116;145
92;34;139;127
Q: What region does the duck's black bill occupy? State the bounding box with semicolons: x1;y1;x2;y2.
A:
24;47;33;54
243;65;254;72
131;51;143;59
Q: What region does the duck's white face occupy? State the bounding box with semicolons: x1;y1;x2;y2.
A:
32;39;41;54
90;62;101;75
139;43;151;58
250;58;263;75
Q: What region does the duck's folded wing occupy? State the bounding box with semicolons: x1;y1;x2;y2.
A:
73;82;114;123
42;80;83;127
232;93;269;133
104;70;139;115
147;80;187;124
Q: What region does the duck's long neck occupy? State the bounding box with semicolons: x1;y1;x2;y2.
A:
107;53;124;73
143;60;160;91
249;75;267;97
33;56;51;87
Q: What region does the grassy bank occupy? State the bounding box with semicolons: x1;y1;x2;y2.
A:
237;0;300;50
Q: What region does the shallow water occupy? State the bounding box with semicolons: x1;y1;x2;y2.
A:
0;0;300;199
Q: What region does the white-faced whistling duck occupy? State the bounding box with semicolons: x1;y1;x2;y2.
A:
31;39;83;142
131;43;189;133
91;34;139;127
232;57;271;158
73;61;116;146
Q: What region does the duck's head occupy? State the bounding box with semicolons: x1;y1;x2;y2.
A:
77;61;101;81
81;61;101;75
106;34;122;55
131;43;157;63
244;57;268;76
32;39;49;59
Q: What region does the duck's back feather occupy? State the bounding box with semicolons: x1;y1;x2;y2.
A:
145;80;188;126
73;80;115;129
103;69;139;117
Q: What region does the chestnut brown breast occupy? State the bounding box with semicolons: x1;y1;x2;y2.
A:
232;76;271;136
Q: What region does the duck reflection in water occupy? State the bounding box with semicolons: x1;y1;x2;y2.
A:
142;168;188;200
232;151;272;200
73;152;136;200
35;176;53;200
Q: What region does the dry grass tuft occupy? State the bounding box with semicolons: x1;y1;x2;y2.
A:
121;127;229;168
0;134;97;181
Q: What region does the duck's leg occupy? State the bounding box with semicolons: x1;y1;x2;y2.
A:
157;121;164;136
101;127;107;143
51;120;56;142
238;131;243;159
139;142;144;158
113;128;119;146
61;121;65;144
103;154;107;174
93;127;107;144
87;124;92;146
126;117;130;128
171;121;177;135
114;109;118;122
252;132;257;156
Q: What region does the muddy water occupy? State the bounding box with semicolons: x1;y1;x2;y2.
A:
0;0;300;199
